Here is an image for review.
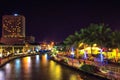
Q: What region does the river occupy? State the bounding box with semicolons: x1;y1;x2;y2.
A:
0;54;103;80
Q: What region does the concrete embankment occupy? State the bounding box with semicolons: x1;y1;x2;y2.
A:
0;54;38;68
51;58;110;80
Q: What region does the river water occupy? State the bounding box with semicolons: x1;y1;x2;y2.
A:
0;54;103;80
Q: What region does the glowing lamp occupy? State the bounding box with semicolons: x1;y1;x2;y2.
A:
14;14;18;16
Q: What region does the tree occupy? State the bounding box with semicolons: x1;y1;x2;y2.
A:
95;23;112;48
79;23;112;58
80;24;99;54
63;34;75;51
63;23;113;59
111;30;120;62
63;31;81;57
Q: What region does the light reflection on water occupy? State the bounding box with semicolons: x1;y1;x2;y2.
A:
0;54;103;80
5;63;11;79
15;59;21;72
41;54;48;66
70;74;77;80
36;55;40;63
22;57;32;75
49;61;62;80
5;63;11;74
35;55;40;67
0;70;5;80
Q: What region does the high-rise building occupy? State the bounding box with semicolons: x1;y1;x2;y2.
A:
0;14;26;44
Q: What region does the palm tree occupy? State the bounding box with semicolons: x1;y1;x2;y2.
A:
95;23;112;60
95;23;112;48
80;24;101;54
72;31;81;58
63;34;76;56
79;23;112;59
112;30;120;48
63;23;113;59
84;24;99;54
63;35;75;50
111;30;120;62
63;31;81;57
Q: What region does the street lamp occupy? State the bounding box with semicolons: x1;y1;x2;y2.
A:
84;50;87;59
100;49;104;63
71;47;74;66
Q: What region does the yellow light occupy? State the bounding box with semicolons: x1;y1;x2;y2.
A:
55;65;61;78
49;61;61;79
41;54;48;65
69;74;77;80
22;57;31;73
79;43;83;47
93;44;97;47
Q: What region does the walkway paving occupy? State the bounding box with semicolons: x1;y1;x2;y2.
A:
1;54;120;80
0;53;38;67
55;56;120;80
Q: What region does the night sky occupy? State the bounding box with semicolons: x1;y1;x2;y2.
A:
1;0;120;42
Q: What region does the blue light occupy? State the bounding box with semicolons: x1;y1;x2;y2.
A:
36;55;40;63
36;48;39;52
71;47;74;58
84;51;87;59
100;49;103;62
15;59;21;71
14;14;18;16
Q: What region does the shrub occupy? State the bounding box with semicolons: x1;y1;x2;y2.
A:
80;64;99;73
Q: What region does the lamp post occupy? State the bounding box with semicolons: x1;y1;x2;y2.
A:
71;47;74;66
84;50;87;60
100;49;104;65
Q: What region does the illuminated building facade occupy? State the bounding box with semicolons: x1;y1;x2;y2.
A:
1;14;25;44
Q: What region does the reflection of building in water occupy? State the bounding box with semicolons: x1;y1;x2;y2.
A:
41;54;48;65
22;57;31;73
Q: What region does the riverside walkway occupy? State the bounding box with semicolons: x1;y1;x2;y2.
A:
55;55;120;80
1;53;120;80
0;53;38;67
